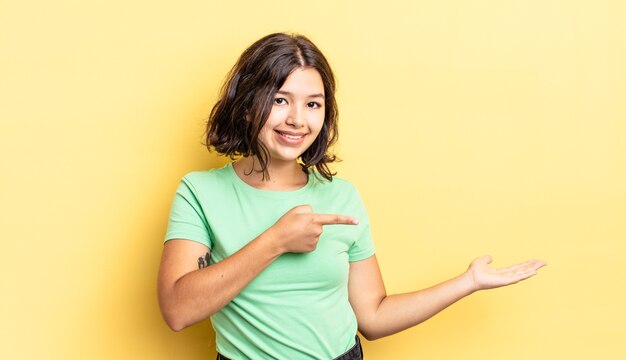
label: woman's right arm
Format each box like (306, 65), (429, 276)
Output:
(157, 204), (358, 331)
(157, 232), (282, 332)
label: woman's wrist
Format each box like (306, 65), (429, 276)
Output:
(458, 270), (480, 295)
(258, 227), (286, 258)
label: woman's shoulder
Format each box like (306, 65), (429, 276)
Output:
(179, 163), (233, 190)
(310, 172), (359, 194)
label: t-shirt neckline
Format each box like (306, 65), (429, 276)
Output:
(226, 162), (315, 198)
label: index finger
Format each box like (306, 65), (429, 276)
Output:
(314, 213), (359, 225)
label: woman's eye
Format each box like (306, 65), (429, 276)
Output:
(308, 102), (322, 108)
(274, 98), (287, 105)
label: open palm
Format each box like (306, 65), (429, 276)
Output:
(468, 255), (547, 291)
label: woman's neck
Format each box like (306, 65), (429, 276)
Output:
(232, 156), (308, 191)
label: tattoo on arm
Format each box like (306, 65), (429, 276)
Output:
(197, 252), (210, 269)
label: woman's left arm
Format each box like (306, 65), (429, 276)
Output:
(348, 255), (546, 341)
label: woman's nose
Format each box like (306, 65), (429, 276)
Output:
(285, 105), (304, 127)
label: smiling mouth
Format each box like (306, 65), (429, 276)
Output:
(276, 130), (305, 140)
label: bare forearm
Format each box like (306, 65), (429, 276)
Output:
(350, 255), (546, 340)
(161, 233), (281, 331)
(159, 204), (360, 331)
(361, 271), (475, 340)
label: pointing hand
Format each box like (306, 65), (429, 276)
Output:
(269, 205), (358, 254)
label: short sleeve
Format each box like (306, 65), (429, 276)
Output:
(163, 176), (213, 248)
(347, 185), (375, 262)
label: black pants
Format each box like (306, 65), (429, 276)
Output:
(216, 335), (363, 360)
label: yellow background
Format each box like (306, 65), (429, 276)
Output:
(1, 0), (625, 359)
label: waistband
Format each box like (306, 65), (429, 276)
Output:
(216, 335), (363, 360)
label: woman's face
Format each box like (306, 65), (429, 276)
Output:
(257, 67), (325, 164)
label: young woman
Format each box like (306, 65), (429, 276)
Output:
(157, 33), (546, 360)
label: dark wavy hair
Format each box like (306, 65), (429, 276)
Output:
(205, 33), (339, 181)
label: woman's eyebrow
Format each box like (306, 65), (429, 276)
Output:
(276, 90), (324, 98)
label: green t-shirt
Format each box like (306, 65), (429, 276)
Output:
(164, 163), (375, 359)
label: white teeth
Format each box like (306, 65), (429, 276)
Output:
(281, 133), (303, 140)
